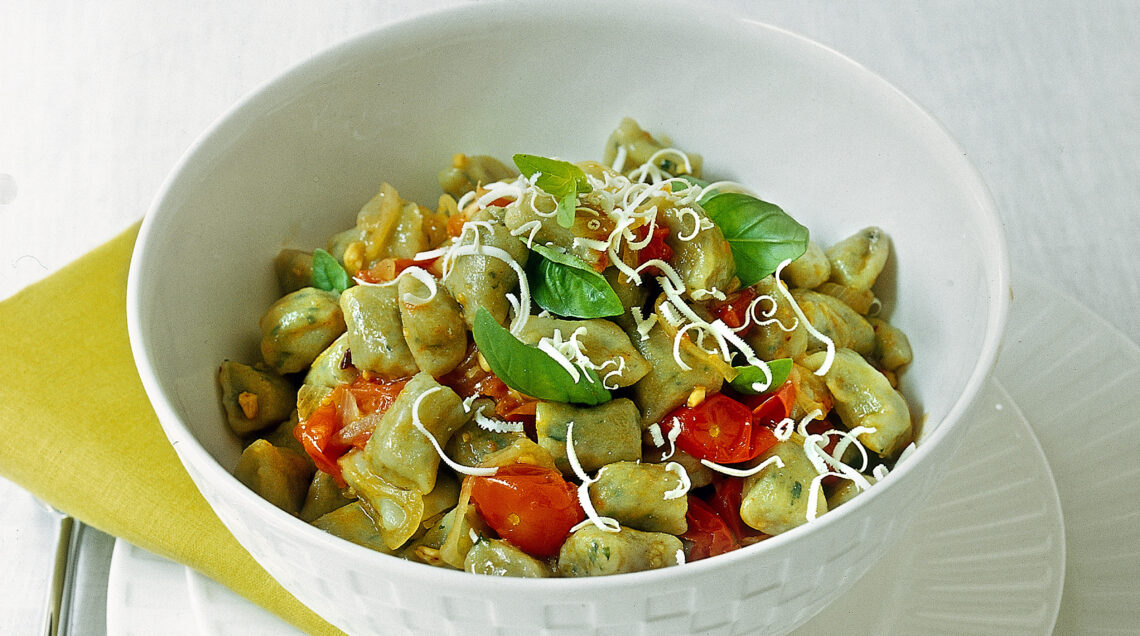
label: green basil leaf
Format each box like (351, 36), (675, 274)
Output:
(556, 192), (578, 228)
(311, 248), (352, 293)
(513, 153), (592, 229)
(702, 192), (809, 287)
(527, 243), (624, 319)
(728, 357), (794, 395)
(471, 307), (611, 405)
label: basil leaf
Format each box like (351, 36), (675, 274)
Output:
(527, 243), (623, 319)
(471, 307), (611, 405)
(702, 193), (809, 287)
(728, 358), (794, 395)
(311, 248), (352, 293)
(513, 153), (592, 229)
(555, 192), (578, 228)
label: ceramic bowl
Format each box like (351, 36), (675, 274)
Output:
(127, 2), (1009, 633)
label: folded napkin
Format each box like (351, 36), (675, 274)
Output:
(0, 224), (340, 635)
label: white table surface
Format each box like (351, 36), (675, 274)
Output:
(2, 1), (1137, 634)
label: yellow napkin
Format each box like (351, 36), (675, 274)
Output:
(0, 223), (341, 635)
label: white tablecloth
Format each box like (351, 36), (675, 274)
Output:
(3, 1), (1137, 633)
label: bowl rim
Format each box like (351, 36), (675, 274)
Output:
(126, 0), (1011, 594)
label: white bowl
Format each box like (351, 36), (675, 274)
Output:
(127, 2), (1009, 633)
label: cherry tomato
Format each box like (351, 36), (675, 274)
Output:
(661, 393), (781, 464)
(633, 223), (673, 276)
(682, 496), (738, 561)
(332, 376), (408, 449)
(738, 380), (796, 420)
(742, 387), (787, 461)
(293, 375), (408, 485)
(661, 394), (751, 463)
(294, 402), (351, 483)
(345, 375), (407, 417)
(709, 286), (760, 332)
(469, 464), (584, 557)
(707, 476), (768, 544)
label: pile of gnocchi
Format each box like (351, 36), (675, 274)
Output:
(218, 118), (915, 577)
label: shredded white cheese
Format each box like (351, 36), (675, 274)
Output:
(700, 454), (785, 478)
(461, 394), (479, 413)
(630, 306), (657, 341)
(441, 242), (531, 335)
(566, 421), (620, 533)
(773, 259), (835, 375)
(396, 266), (438, 306)
(509, 219), (543, 247)
(410, 387), (497, 477)
(662, 462), (691, 500)
(473, 410), (525, 434)
(675, 207), (703, 241)
(537, 338), (582, 382)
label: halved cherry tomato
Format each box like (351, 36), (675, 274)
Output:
(706, 476), (768, 545)
(294, 402), (351, 482)
(709, 286), (760, 332)
(738, 380), (796, 420)
(747, 392), (789, 460)
(345, 375), (408, 417)
(469, 464), (584, 557)
(632, 223), (673, 276)
(660, 393), (752, 463)
(660, 393), (776, 464)
(293, 375), (408, 485)
(682, 496), (738, 561)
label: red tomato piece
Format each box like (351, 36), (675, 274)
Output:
(709, 286), (760, 332)
(633, 223), (673, 276)
(437, 345), (486, 397)
(469, 464), (584, 558)
(294, 402), (351, 484)
(738, 380), (796, 420)
(682, 496), (738, 561)
(662, 392), (784, 464)
(438, 344), (539, 421)
(707, 476), (768, 544)
(660, 393), (755, 463)
(347, 375), (408, 416)
(293, 375), (408, 485)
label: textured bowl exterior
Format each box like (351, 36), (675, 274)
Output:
(127, 2), (1009, 634)
(184, 425), (956, 635)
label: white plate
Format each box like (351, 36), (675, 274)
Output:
(994, 274), (1140, 633)
(795, 377), (1063, 634)
(108, 273), (1136, 634)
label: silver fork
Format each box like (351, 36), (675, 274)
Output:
(40, 506), (79, 636)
